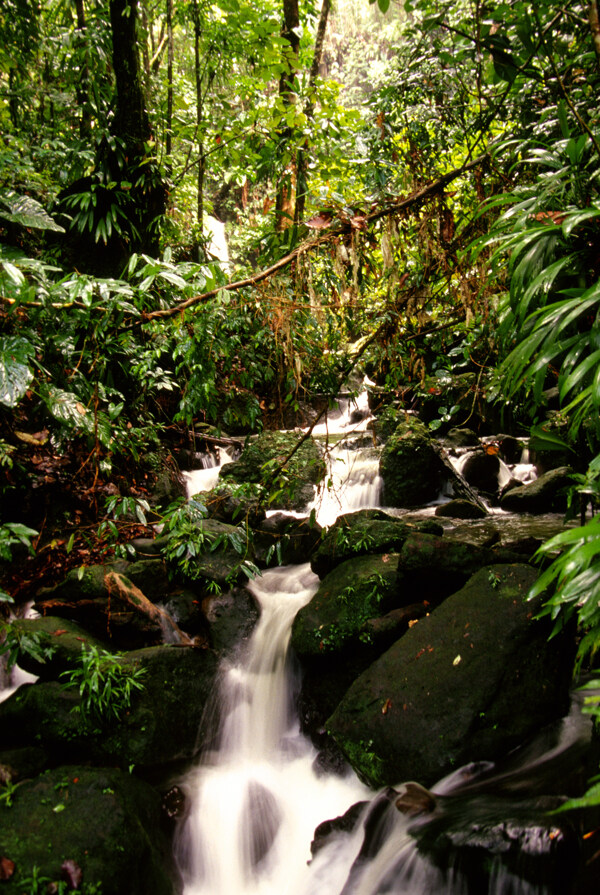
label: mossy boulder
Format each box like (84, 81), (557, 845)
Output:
(0, 765), (177, 895)
(201, 483), (266, 527)
(327, 564), (576, 788)
(219, 431), (326, 510)
(254, 513), (322, 567)
(379, 419), (446, 508)
(291, 554), (401, 660)
(500, 466), (573, 514)
(0, 645), (220, 769)
(310, 511), (413, 579)
(6, 616), (108, 679)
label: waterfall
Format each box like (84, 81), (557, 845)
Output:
(174, 564), (369, 895)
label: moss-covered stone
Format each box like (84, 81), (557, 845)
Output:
(310, 510), (412, 578)
(0, 765), (177, 895)
(379, 419), (446, 507)
(291, 554), (401, 659)
(220, 431), (326, 510)
(327, 564), (576, 788)
(0, 645), (220, 770)
(7, 616), (108, 679)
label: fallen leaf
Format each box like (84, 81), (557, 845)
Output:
(382, 698), (392, 715)
(0, 857), (15, 880)
(453, 654), (462, 666)
(306, 212), (333, 229)
(61, 859), (83, 889)
(53, 629), (68, 636)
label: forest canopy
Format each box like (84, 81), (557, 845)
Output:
(1, 1), (600, 694)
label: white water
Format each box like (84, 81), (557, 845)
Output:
(310, 447), (383, 528)
(183, 448), (235, 497)
(174, 564), (369, 895)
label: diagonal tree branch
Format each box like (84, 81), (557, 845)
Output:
(143, 151), (490, 321)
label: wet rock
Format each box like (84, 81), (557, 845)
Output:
(310, 800), (367, 858)
(6, 616), (108, 679)
(435, 499), (487, 520)
(0, 764), (177, 895)
(327, 564), (577, 788)
(202, 585), (259, 655)
(202, 484), (266, 527)
(460, 450), (501, 494)
(379, 419), (446, 507)
(0, 645), (220, 769)
(395, 782), (437, 817)
(255, 513), (322, 567)
(500, 466), (573, 514)
(241, 781), (282, 870)
(415, 794), (580, 893)
(310, 510), (413, 578)
(396, 532), (524, 607)
(445, 428), (480, 448)
(220, 431), (326, 510)
(0, 747), (48, 785)
(291, 554), (401, 660)
(35, 567), (180, 651)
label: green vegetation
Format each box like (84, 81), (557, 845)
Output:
(60, 645), (146, 728)
(1, 0), (600, 816)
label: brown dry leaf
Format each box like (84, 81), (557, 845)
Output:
(0, 857), (15, 880)
(306, 212), (333, 230)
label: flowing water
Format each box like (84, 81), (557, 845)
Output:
(173, 398), (592, 894)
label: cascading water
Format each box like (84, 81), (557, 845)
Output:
(174, 396), (591, 895)
(174, 564), (369, 895)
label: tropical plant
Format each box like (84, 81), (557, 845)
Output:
(60, 645), (147, 728)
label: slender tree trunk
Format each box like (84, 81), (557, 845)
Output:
(295, 0), (332, 225)
(275, 0), (300, 231)
(194, 0), (204, 238)
(73, 0), (92, 138)
(109, 0), (150, 148)
(166, 0), (174, 158)
(591, 1), (600, 69)
(108, 0), (165, 255)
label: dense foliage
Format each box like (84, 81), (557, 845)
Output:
(2, 0), (600, 802)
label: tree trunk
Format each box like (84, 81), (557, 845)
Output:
(194, 0), (204, 239)
(108, 0), (165, 256)
(295, 0), (332, 226)
(109, 0), (150, 149)
(73, 0), (92, 139)
(275, 0), (300, 231)
(591, 0), (600, 69)
(166, 0), (174, 158)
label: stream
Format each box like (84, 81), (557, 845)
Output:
(174, 398), (595, 895)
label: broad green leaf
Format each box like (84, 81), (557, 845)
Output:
(0, 191), (65, 233)
(0, 336), (35, 407)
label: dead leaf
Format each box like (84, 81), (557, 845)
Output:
(14, 429), (49, 446)
(0, 857), (15, 880)
(306, 212), (333, 230)
(382, 698), (392, 715)
(53, 629), (68, 636)
(61, 858), (83, 889)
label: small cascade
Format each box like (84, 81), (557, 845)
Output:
(183, 448), (235, 497)
(174, 564), (368, 895)
(311, 445), (383, 528)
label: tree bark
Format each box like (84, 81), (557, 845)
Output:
(275, 0), (300, 231)
(591, 0), (600, 69)
(166, 0), (174, 158)
(295, 0), (332, 225)
(109, 0), (150, 149)
(73, 0), (92, 139)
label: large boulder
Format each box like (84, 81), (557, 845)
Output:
(5, 616), (109, 679)
(327, 564), (576, 788)
(379, 419), (446, 508)
(0, 765), (177, 895)
(291, 554), (401, 661)
(254, 513), (322, 567)
(500, 467), (573, 514)
(310, 510), (413, 578)
(0, 644), (219, 769)
(219, 430), (326, 510)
